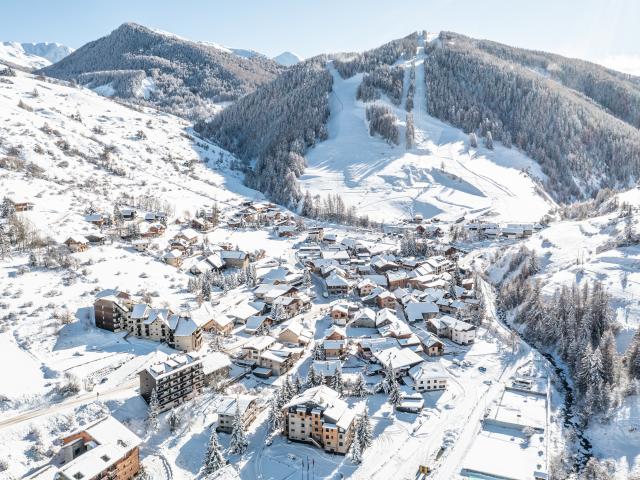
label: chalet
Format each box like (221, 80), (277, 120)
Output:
(375, 308), (399, 328)
(276, 225), (297, 237)
(376, 289), (397, 310)
(139, 351), (204, 411)
(85, 212), (106, 226)
(356, 337), (398, 359)
(85, 233), (106, 245)
(373, 346), (423, 377)
(206, 315), (235, 335)
(323, 233), (338, 244)
(278, 321), (313, 346)
(356, 278), (377, 297)
(272, 294), (303, 319)
(323, 338), (348, 359)
(502, 226), (524, 239)
(220, 250), (249, 269)
(56, 416), (141, 480)
(191, 217), (212, 232)
(325, 325), (347, 341)
(378, 317), (413, 339)
(7, 198), (34, 212)
(189, 258), (213, 275)
(330, 304), (349, 325)
(325, 272), (350, 296)
(120, 207), (137, 220)
(216, 395), (259, 433)
(371, 255), (398, 273)
(408, 361), (448, 392)
(245, 315), (273, 335)
(164, 249), (183, 267)
(350, 308), (376, 328)
(227, 301), (264, 324)
(175, 228), (199, 245)
(242, 336), (276, 364)
(64, 235), (89, 252)
(404, 301), (439, 323)
(415, 330), (445, 356)
(258, 344), (299, 376)
(306, 227), (325, 242)
(132, 238), (150, 252)
(143, 222), (165, 237)
(202, 352), (232, 387)
(427, 315), (476, 345)
(386, 270), (409, 290)
(283, 386), (357, 454)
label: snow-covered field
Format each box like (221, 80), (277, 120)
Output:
(300, 43), (555, 224)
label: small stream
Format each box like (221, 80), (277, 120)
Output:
(537, 350), (593, 471)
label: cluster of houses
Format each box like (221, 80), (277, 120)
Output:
(464, 221), (542, 239)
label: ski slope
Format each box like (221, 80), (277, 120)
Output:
(300, 42), (555, 224)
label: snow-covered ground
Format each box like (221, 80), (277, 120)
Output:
(300, 45), (554, 224)
(491, 188), (640, 477)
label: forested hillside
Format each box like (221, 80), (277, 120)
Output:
(195, 58), (332, 205)
(425, 32), (640, 202)
(39, 22), (282, 119)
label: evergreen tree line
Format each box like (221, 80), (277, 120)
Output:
(469, 34), (640, 129)
(333, 33), (417, 79)
(356, 65), (404, 105)
(300, 191), (379, 229)
(196, 58), (333, 206)
(187, 264), (257, 301)
(496, 247), (640, 419)
(424, 32), (640, 202)
(366, 104), (400, 145)
(40, 22), (281, 120)
(405, 65), (416, 112)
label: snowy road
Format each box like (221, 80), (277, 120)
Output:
(0, 378), (137, 430)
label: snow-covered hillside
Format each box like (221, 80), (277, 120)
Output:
(491, 189), (640, 477)
(0, 41), (72, 69)
(300, 41), (555, 223)
(273, 51), (302, 66)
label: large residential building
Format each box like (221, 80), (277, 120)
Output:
(139, 352), (204, 412)
(56, 415), (141, 480)
(94, 291), (207, 351)
(283, 386), (357, 455)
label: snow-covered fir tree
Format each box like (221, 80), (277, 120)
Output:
(147, 387), (159, 432)
(202, 428), (226, 475)
(230, 403), (249, 454)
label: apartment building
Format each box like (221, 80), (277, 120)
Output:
(215, 395), (259, 433)
(283, 385), (356, 455)
(139, 352), (205, 412)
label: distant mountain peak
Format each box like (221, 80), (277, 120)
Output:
(0, 41), (72, 69)
(273, 51), (302, 66)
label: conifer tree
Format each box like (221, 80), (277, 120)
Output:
(147, 387), (159, 433)
(230, 403), (248, 454)
(203, 428), (226, 475)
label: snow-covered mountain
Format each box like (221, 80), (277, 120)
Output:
(198, 30), (640, 220)
(0, 41), (72, 69)
(273, 51), (302, 66)
(39, 22), (282, 119)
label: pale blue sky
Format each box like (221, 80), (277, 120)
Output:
(2, 0), (640, 73)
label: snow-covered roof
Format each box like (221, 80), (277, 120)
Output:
(216, 394), (256, 417)
(145, 351), (202, 380)
(404, 301), (439, 322)
(58, 416), (141, 480)
(242, 335), (276, 351)
(373, 346), (423, 372)
(408, 360), (448, 382)
(202, 352), (231, 375)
